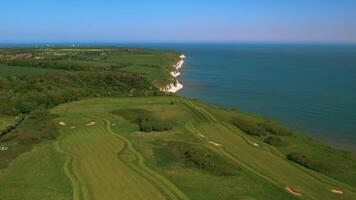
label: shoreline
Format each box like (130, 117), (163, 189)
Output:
(161, 54), (185, 93)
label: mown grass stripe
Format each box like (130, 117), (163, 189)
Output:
(103, 118), (189, 200)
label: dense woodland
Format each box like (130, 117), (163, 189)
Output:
(0, 71), (161, 115)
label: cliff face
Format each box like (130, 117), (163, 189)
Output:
(161, 54), (185, 93)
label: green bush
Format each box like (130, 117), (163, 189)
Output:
(232, 117), (267, 136)
(164, 142), (239, 176)
(113, 109), (172, 132)
(232, 116), (293, 137)
(287, 153), (324, 172)
(264, 136), (287, 146)
(0, 108), (58, 169)
(263, 121), (293, 136)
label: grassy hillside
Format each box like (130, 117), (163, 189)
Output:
(0, 64), (60, 78)
(0, 47), (355, 200)
(0, 116), (16, 130)
(0, 47), (180, 87)
(1, 97), (355, 199)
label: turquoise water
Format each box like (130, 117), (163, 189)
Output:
(127, 43), (356, 150)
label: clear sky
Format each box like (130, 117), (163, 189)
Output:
(1, 0), (356, 43)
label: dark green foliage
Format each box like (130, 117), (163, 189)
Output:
(137, 116), (172, 132)
(0, 72), (161, 116)
(15, 109), (58, 143)
(264, 136), (287, 146)
(232, 117), (267, 136)
(286, 153), (331, 172)
(0, 115), (25, 138)
(1, 58), (95, 71)
(0, 108), (57, 169)
(232, 116), (292, 137)
(113, 109), (172, 132)
(157, 142), (239, 176)
(263, 121), (292, 136)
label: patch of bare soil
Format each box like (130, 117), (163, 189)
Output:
(59, 122), (66, 126)
(85, 122), (96, 126)
(209, 141), (222, 148)
(285, 187), (302, 196)
(330, 189), (343, 195)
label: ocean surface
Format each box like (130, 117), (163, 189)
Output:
(125, 43), (356, 150)
(3, 42), (356, 150)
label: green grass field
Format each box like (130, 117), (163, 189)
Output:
(0, 47), (178, 86)
(1, 97), (355, 199)
(0, 116), (17, 130)
(0, 64), (60, 77)
(1, 47), (356, 200)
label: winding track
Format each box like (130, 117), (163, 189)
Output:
(51, 97), (356, 200)
(55, 116), (188, 200)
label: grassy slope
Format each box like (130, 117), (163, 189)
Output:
(205, 103), (356, 188)
(1, 47), (356, 200)
(0, 142), (72, 200)
(0, 116), (16, 130)
(0, 47), (179, 87)
(2, 96), (346, 200)
(0, 64), (60, 77)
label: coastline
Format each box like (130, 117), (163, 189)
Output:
(161, 54), (185, 93)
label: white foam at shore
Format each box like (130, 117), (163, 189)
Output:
(161, 54), (185, 93)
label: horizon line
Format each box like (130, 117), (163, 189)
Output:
(1, 40), (356, 47)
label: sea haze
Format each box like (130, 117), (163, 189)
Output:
(124, 43), (356, 150)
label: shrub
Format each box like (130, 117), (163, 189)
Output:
(232, 116), (293, 137)
(263, 121), (293, 136)
(287, 153), (323, 172)
(232, 117), (267, 136)
(264, 136), (287, 146)
(113, 109), (172, 132)
(158, 142), (238, 176)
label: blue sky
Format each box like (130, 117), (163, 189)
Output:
(1, 0), (356, 43)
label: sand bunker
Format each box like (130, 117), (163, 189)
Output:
(86, 122), (96, 126)
(58, 122), (66, 126)
(0, 145), (8, 151)
(330, 189), (343, 194)
(285, 187), (302, 196)
(70, 126), (76, 129)
(252, 142), (259, 147)
(197, 134), (206, 139)
(209, 141), (222, 148)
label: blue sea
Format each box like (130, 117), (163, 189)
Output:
(3, 42), (356, 150)
(125, 43), (356, 150)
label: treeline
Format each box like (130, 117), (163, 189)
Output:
(232, 116), (292, 137)
(0, 71), (162, 116)
(0, 58), (97, 71)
